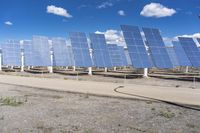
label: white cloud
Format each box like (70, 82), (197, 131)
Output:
(47, 5), (72, 18)
(176, 33), (200, 39)
(95, 30), (125, 46)
(118, 10), (126, 16)
(97, 2), (113, 9)
(140, 3), (176, 18)
(4, 21), (13, 26)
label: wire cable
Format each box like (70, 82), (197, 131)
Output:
(114, 86), (200, 111)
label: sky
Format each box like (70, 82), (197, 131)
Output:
(0, 0), (200, 45)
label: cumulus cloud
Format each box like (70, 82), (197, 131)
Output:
(4, 21), (13, 26)
(176, 33), (200, 39)
(118, 10), (126, 16)
(95, 30), (125, 46)
(97, 2), (113, 9)
(47, 5), (72, 18)
(140, 3), (176, 18)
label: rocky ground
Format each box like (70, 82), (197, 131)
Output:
(0, 83), (199, 133)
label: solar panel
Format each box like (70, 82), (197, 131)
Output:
(52, 37), (74, 66)
(196, 38), (200, 44)
(172, 41), (192, 66)
(22, 40), (35, 66)
(107, 44), (124, 67)
(32, 36), (51, 66)
(196, 38), (200, 52)
(66, 45), (74, 66)
(124, 48), (132, 66)
(89, 33), (112, 67)
(118, 46), (128, 66)
(121, 25), (152, 68)
(142, 28), (173, 68)
(2, 40), (21, 66)
(166, 47), (179, 67)
(178, 37), (200, 67)
(69, 32), (92, 67)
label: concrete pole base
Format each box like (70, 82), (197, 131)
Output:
(88, 67), (92, 75)
(143, 68), (148, 78)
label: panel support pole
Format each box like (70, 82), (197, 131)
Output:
(0, 52), (2, 71)
(21, 52), (24, 72)
(114, 67), (117, 71)
(143, 68), (148, 78)
(104, 67), (108, 72)
(185, 66), (189, 73)
(73, 66), (76, 71)
(88, 67), (92, 75)
(49, 51), (53, 73)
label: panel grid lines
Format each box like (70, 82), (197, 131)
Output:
(178, 37), (200, 67)
(2, 40), (21, 66)
(121, 25), (152, 68)
(89, 33), (112, 67)
(142, 27), (173, 68)
(69, 32), (92, 67)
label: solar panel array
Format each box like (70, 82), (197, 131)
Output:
(69, 32), (92, 67)
(89, 33), (112, 67)
(178, 37), (200, 67)
(1, 25), (200, 70)
(143, 28), (173, 68)
(2, 40), (21, 66)
(166, 47), (179, 67)
(107, 44), (124, 67)
(52, 38), (73, 66)
(172, 41), (192, 66)
(121, 25), (152, 68)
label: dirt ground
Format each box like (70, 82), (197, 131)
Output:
(0, 83), (200, 133)
(1, 71), (200, 89)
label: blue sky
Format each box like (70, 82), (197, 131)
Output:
(0, 0), (200, 43)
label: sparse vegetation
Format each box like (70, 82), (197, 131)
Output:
(0, 96), (24, 106)
(186, 123), (196, 128)
(160, 110), (175, 118)
(0, 116), (4, 120)
(146, 101), (153, 104)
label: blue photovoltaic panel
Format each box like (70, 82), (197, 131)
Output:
(69, 32), (92, 67)
(121, 25), (152, 68)
(107, 44), (124, 67)
(124, 49), (132, 66)
(22, 40), (35, 66)
(32, 36), (51, 66)
(118, 46), (128, 66)
(172, 41), (192, 66)
(178, 37), (200, 67)
(142, 28), (173, 68)
(196, 38), (200, 52)
(2, 40), (21, 66)
(66, 45), (74, 66)
(166, 47), (179, 67)
(52, 38), (73, 66)
(89, 33), (112, 67)
(196, 38), (200, 44)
